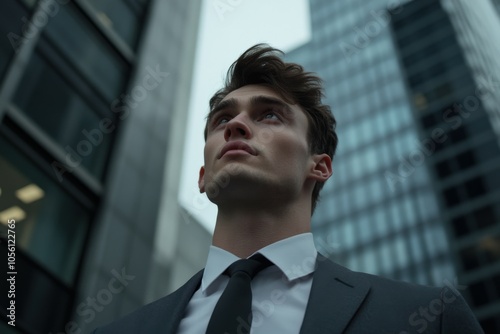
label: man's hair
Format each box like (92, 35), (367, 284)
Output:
(204, 44), (338, 214)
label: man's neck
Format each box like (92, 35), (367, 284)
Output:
(211, 202), (311, 258)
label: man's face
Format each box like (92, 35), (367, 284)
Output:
(199, 84), (328, 207)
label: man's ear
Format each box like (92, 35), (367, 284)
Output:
(309, 153), (332, 182)
(198, 166), (206, 193)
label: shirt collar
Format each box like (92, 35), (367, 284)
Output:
(201, 246), (240, 292)
(257, 233), (317, 281)
(201, 233), (317, 293)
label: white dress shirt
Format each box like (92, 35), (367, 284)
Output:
(177, 233), (317, 334)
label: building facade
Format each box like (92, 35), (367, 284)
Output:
(391, 0), (500, 331)
(0, 0), (202, 333)
(286, 0), (500, 332)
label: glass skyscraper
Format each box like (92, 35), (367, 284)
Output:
(0, 0), (201, 333)
(286, 0), (500, 332)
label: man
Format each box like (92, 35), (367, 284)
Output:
(93, 44), (483, 333)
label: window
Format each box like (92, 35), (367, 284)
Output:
(432, 224), (449, 254)
(358, 214), (372, 243)
(0, 0), (28, 80)
(485, 170), (500, 193)
(394, 237), (407, 268)
(456, 150), (475, 170)
(402, 195), (417, 226)
(473, 205), (496, 230)
(340, 190), (351, 216)
(475, 140), (500, 161)
(368, 177), (382, 205)
(353, 182), (368, 211)
(13, 51), (113, 179)
(363, 247), (377, 274)
(391, 196), (407, 231)
(409, 230), (423, 262)
(360, 116), (374, 146)
(436, 159), (452, 178)
(443, 186), (461, 207)
(343, 125), (355, 151)
(464, 177), (486, 199)
(469, 281), (489, 306)
(373, 207), (389, 237)
(84, 0), (149, 49)
(374, 110), (388, 138)
(385, 105), (399, 134)
(0, 135), (91, 285)
(343, 220), (356, 249)
(449, 126), (468, 144)
(417, 189), (439, 220)
(335, 160), (347, 188)
(390, 201), (402, 231)
(379, 241), (393, 273)
(364, 148), (378, 175)
(350, 153), (363, 180)
(421, 113), (437, 129)
(44, 2), (129, 102)
(424, 228), (437, 256)
(451, 215), (470, 237)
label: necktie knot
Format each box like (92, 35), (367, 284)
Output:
(224, 254), (272, 279)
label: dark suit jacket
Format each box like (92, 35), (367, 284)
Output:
(92, 254), (483, 333)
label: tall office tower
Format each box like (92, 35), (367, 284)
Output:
(391, 0), (500, 331)
(442, 0), (500, 140)
(286, 0), (499, 331)
(0, 0), (201, 333)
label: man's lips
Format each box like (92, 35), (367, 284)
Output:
(218, 141), (256, 159)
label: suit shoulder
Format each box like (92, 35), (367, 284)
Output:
(92, 290), (180, 333)
(321, 257), (441, 301)
(93, 270), (203, 333)
(334, 265), (483, 333)
(357, 270), (441, 299)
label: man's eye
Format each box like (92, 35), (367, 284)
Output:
(262, 111), (280, 120)
(214, 116), (230, 126)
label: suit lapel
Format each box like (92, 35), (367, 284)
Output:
(162, 270), (204, 333)
(299, 254), (371, 334)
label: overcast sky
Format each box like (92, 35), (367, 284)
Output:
(178, 0), (311, 232)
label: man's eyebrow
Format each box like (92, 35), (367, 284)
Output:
(249, 95), (293, 114)
(209, 98), (239, 119)
(208, 95), (293, 122)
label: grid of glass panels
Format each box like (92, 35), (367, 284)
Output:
(390, 1), (500, 330)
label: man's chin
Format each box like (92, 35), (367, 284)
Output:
(203, 168), (256, 197)
(217, 159), (249, 174)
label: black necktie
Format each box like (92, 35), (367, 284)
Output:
(206, 254), (272, 334)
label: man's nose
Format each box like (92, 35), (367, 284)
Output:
(224, 114), (252, 141)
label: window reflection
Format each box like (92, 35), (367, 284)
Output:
(85, 0), (149, 49)
(0, 135), (90, 285)
(44, 2), (129, 102)
(13, 51), (112, 179)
